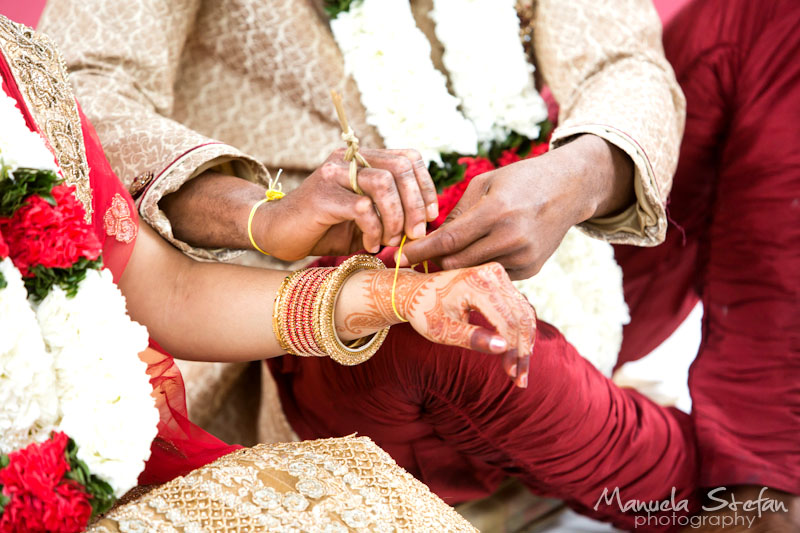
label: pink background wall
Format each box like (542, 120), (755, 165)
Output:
(2, 0), (688, 29)
(0, 0), (47, 27)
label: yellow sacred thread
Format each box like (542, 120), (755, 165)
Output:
(248, 170), (286, 256)
(391, 235), (410, 323)
(328, 89), (430, 319)
(391, 234), (431, 322)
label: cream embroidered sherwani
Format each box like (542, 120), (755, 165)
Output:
(38, 0), (684, 445)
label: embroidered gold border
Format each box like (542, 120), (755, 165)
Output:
(0, 16), (92, 220)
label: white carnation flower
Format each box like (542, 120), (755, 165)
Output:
(432, 0), (548, 143)
(515, 228), (630, 376)
(0, 258), (58, 453)
(331, 0), (478, 162)
(0, 92), (59, 175)
(36, 269), (158, 496)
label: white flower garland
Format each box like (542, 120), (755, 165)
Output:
(36, 270), (158, 496)
(431, 0), (548, 143)
(0, 92), (59, 174)
(0, 258), (59, 452)
(330, 0), (629, 373)
(513, 229), (630, 376)
(330, 0), (478, 163)
(0, 94), (159, 497)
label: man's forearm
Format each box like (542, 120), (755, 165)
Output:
(160, 171), (266, 250)
(568, 134), (635, 222)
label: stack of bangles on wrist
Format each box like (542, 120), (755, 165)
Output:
(272, 254), (390, 365)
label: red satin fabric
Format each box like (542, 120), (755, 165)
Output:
(0, 51), (237, 488)
(271, 320), (700, 531)
(616, 0), (800, 495)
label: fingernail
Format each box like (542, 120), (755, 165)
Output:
(519, 373), (528, 388)
(370, 246), (380, 254)
(394, 250), (409, 266)
(489, 337), (507, 353)
(427, 204), (439, 221)
(509, 365), (517, 378)
(389, 235), (402, 247)
(412, 222), (427, 239)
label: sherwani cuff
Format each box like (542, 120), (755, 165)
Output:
(551, 124), (664, 246)
(135, 142), (270, 262)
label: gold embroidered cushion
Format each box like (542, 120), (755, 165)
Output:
(87, 436), (477, 532)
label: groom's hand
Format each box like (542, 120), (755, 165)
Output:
(161, 148), (437, 259)
(259, 148), (438, 261)
(401, 135), (633, 280)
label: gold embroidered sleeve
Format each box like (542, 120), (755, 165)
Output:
(38, 0), (269, 261)
(87, 437), (477, 532)
(524, 0), (685, 246)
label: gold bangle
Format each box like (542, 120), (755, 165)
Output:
(272, 270), (305, 354)
(312, 254), (390, 366)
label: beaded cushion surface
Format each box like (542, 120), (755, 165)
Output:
(88, 436), (477, 532)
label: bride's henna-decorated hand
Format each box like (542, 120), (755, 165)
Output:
(338, 263), (536, 388)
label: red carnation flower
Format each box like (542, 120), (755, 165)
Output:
(0, 231), (8, 259)
(0, 433), (92, 533)
(431, 157), (496, 229)
(458, 156), (495, 181)
(431, 181), (465, 230)
(0, 185), (102, 277)
(497, 148), (522, 167)
(526, 141), (550, 159)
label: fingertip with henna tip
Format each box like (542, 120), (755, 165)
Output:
(489, 336), (507, 354)
(517, 373), (528, 389)
(470, 329), (507, 354)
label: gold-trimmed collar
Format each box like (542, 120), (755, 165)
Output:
(0, 16), (92, 220)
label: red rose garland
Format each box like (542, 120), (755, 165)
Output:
(0, 433), (93, 533)
(0, 184), (101, 277)
(0, 231), (8, 260)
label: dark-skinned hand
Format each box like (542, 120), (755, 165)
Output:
(400, 135), (634, 280)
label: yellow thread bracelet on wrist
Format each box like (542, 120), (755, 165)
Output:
(391, 235), (410, 323)
(391, 235), (430, 323)
(247, 170), (285, 256)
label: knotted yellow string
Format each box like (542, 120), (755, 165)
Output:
(330, 90), (371, 194)
(248, 170), (285, 255)
(329, 91), (428, 323)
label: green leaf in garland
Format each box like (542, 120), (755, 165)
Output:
(0, 272), (6, 290)
(24, 256), (104, 302)
(537, 119), (554, 144)
(0, 454), (8, 514)
(64, 438), (116, 518)
(429, 153), (467, 193)
(324, 0), (360, 19)
(0, 166), (61, 217)
(487, 131), (531, 161)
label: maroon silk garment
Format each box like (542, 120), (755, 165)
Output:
(616, 0), (800, 496)
(273, 0), (800, 530)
